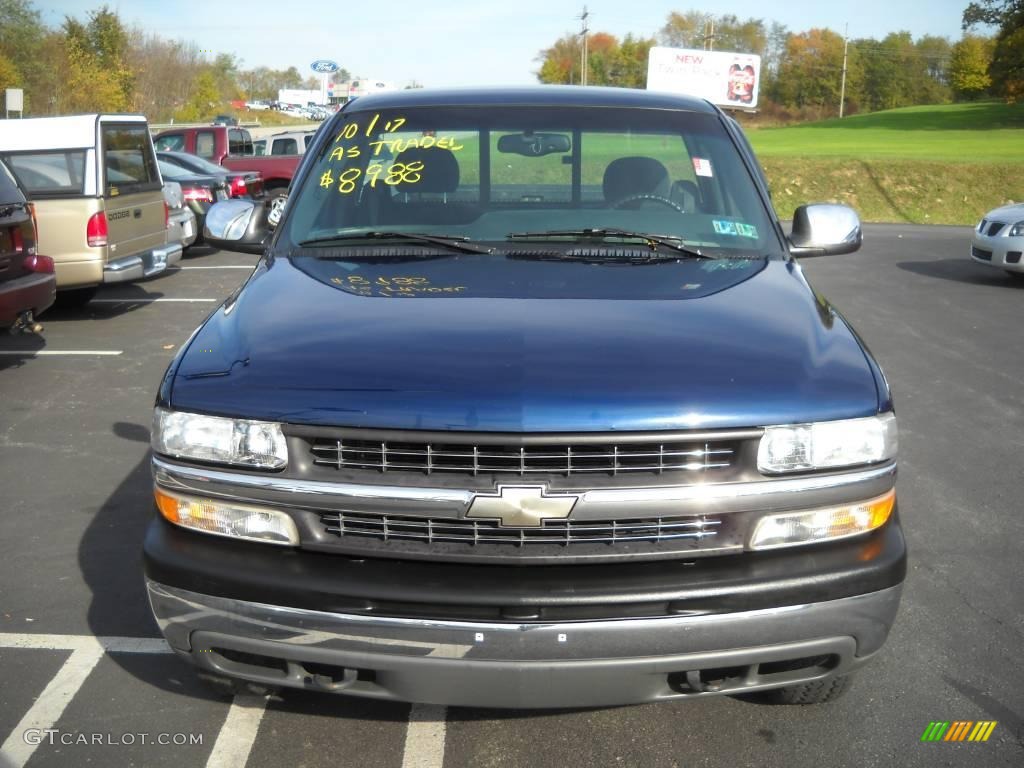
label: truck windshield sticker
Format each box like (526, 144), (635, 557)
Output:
(693, 157), (713, 177)
(736, 223), (759, 238)
(712, 219), (737, 236)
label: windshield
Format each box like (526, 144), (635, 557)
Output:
(283, 105), (781, 256)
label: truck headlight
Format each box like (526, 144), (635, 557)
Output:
(152, 408), (288, 469)
(749, 490), (895, 550)
(155, 487), (299, 545)
(757, 413), (897, 474)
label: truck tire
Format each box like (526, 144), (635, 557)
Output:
(759, 674), (852, 705)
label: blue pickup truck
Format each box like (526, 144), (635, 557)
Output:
(145, 86), (904, 709)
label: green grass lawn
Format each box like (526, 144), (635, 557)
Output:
(747, 101), (1024, 163)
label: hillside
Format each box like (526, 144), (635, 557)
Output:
(745, 102), (1024, 224)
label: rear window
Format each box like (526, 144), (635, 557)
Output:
(0, 158), (26, 203)
(3, 151), (86, 196)
(271, 138), (298, 155)
(102, 123), (160, 196)
(229, 129), (253, 156)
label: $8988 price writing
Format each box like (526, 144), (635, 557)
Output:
(320, 161), (425, 194)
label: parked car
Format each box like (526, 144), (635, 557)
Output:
(152, 126), (297, 201)
(157, 160), (229, 244)
(0, 157), (54, 330)
(971, 203), (1024, 280)
(212, 114), (239, 126)
(0, 114), (181, 304)
(261, 131), (316, 156)
(157, 151), (264, 200)
(147, 86), (904, 710)
(245, 101), (270, 111)
(162, 180), (198, 251)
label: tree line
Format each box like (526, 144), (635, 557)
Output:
(537, 4), (1023, 118)
(0, 0), (348, 119)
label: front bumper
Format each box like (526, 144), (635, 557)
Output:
(103, 243), (183, 283)
(145, 509), (906, 708)
(148, 580), (902, 708)
(971, 229), (1024, 273)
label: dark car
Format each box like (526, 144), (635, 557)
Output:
(0, 157), (55, 330)
(157, 151), (264, 200)
(157, 160), (229, 245)
(146, 86), (904, 710)
(212, 114), (239, 127)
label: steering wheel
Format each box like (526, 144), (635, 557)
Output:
(611, 194), (686, 213)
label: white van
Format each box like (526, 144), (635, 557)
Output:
(0, 114), (181, 302)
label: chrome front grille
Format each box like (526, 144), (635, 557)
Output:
(310, 438), (737, 477)
(320, 511), (720, 546)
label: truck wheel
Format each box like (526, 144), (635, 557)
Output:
(55, 287), (98, 307)
(759, 674), (852, 705)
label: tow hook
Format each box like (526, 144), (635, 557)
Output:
(10, 310), (43, 335)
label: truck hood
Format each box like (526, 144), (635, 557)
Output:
(170, 254), (881, 431)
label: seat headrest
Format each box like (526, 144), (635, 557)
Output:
(602, 156), (671, 202)
(392, 147), (459, 193)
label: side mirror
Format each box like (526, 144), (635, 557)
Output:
(788, 203), (862, 257)
(203, 199), (271, 254)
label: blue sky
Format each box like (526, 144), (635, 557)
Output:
(44, 1), (982, 87)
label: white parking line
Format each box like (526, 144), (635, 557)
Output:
(0, 646), (105, 768)
(401, 704), (447, 768)
(0, 633), (450, 768)
(91, 298), (218, 303)
(0, 350), (124, 357)
(205, 694), (268, 768)
(173, 266), (254, 270)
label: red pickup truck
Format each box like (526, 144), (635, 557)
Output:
(153, 126), (300, 200)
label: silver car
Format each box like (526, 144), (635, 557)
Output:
(163, 181), (198, 250)
(971, 203), (1024, 279)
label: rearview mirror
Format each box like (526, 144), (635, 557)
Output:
(496, 132), (571, 157)
(203, 199), (271, 254)
(788, 204), (862, 257)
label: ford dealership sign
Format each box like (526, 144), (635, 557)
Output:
(311, 60), (340, 74)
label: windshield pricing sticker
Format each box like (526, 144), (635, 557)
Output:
(692, 158), (713, 177)
(736, 223), (758, 238)
(713, 219), (737, 236)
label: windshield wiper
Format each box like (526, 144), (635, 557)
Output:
(506, 228), (710, 259)
(298, 231), (493, 255)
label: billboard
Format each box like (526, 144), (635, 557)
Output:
(647, 46), (761, 109)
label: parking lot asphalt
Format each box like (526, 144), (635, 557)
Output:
(0, 225), (1022, 768)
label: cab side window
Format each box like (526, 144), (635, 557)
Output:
(195, 131), (216, 158)
(154, 133), (185, 152)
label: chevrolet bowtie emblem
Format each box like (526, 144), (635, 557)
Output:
(467, 486), (578, 527)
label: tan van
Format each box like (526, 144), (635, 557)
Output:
(0, 114), (181, 302)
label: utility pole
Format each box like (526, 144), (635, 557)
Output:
(701, 16), (716, 51)
(578, 6), (589, 86)
(839, 23), (849, 118)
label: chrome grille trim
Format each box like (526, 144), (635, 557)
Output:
(310, 438), (737, 477)
(320, 511), (720, 546)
